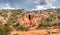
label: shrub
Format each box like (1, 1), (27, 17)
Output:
(13, 23), (29, 31)
(0, 24), (11, 35)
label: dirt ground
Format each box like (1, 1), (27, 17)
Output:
(18, 30), (47, 35)
(10, 29), (60, 35)
(18, 29), (60, 35)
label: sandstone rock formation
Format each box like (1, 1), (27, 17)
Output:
(18, 12), (49, 29)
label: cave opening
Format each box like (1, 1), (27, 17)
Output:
(28, 15), (31, 20)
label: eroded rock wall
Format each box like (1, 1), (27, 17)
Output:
(19, 12), (49, 29)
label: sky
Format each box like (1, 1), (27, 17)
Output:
(0, 0), (60, 10)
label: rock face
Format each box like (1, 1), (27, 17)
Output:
(18, 12), (49, 29)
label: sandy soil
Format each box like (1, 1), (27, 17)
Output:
(18, 30), (47, 35)
(10, 29), (60, 35)
(50, 33), (60, 35)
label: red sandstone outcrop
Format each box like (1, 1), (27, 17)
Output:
(18, 12), (49, 29)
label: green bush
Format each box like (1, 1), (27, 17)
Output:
(0, 24), (11, 35)
(13, 23), (29, 31)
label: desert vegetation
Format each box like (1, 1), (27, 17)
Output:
(0, 8), (60, 35)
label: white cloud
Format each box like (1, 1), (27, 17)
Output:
(32, 5), (47, 10)
(0, 0), (57, 10)
(33, 0), (40, 3)
(51, 6), (56, 8)
(0, 3), (15, 9)
(32, 5), (56, 10)
(26, 0), (40, 4)
(45, 0), (56, 5)
(26, 0), (56, 4)
(47, 5), (56, 8)
(32, 0), (57, 10)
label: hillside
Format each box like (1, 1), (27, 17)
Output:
(0, 8), (60, 35)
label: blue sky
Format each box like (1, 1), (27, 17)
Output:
(0, 0), (60, 10)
